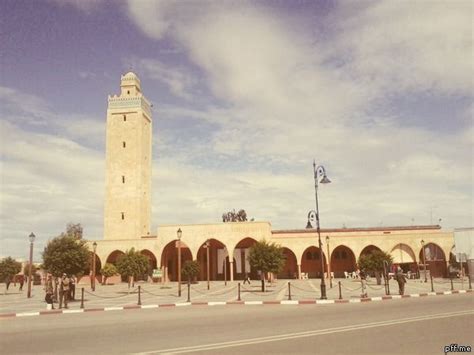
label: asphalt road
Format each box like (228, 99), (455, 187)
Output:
(1, 294), (472, 355)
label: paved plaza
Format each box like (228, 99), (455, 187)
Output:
(1, 277), (470, 315)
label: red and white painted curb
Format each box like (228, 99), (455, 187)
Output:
(1, 289), (471, 319)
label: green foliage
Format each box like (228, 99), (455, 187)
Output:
(248, 240), (285, 275)
(23, 262), (38, 276)
(222, 209), (248, 222)
(357, 250), (393, 273)
(116, 248), (149, 279)
(101, 263), (118, 284)
(0, 257), (22, 283)
(42, 235), (90, 277)
(62, 223), (83, 239)
(181, 260), (200, 281)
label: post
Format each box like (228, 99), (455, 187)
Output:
(187, 280), (190, 302)
(177, 229), (182, 297)
(430, 274), (434, 292)
(27, 233), (35, 298)
(468, 275), (472, 290)
(224, 256), (227, 286)
(206, 240), (210, 290)
(338, 281), (342, 300)
(80, 287), (84, 309)
(450, 275), (454, 291)
(92, 242), (97, 291)
(421, 240), (427, 283)
(288, 282), (292, 300)
(138, 285), (141, 305)
(238, 282), (241, 301)
(313, 162), (330, 300)
(326, 236), (332, 288)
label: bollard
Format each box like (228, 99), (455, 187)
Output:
(288, 282), (292, 301)
(187, 281), (191, 303)
(430, 274), (434, 292)
(80, 288), (84, 309)
(450, 276), (454, 291)
(387, 277), (390, 295)
(469, 276), (472, 290)
(338, 281), (342, 300)
(238, 283), (241, 301)
(138, 285), (142, 306)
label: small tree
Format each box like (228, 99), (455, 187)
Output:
(248, 240), (285, 292)
(0, 257), (21, 292)
(181, 260), (200, 284)
(42, 235), (90, 277)
(63, 223), (83, 239)
(358, 250), (393, 285)
(116, 248), (149, 287)
(101, 263), (118, 285)
(222, 209), (249, 222)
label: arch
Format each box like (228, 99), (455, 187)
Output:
(106, 250), (124, 266)
(330, 245), (356, 278)
(233, 237), (258, 280)
(301, 246), (327, 279)
(359, 245), (382, 259)
(419, 242), (447, 277)
(278, 247), (298, 279)
(161, 240), (193, 282)
(139, 249), (157, 281)
(196, 239), (227, 281)
(390, 243), (416, 264)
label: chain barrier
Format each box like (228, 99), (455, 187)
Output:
(83, 288), (138, 299)
(140, 287), (179, 298)
(340, 283), (362, 292)
(366, 283), (385, 291)
(289, 283), (317, 293)
(240, 284), (286, 296)
(190, 285), (238, 297)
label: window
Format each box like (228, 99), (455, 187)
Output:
(123, 115), (126, 121)
(121, 212), (125, 220)
(127, 90), (130, 94)
(122, 176), (125, 183)
(123, 141), (126, 148)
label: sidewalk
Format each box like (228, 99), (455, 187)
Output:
(1, 277), (471, 316)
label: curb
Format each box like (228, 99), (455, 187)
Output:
(1, 289), (471, 319)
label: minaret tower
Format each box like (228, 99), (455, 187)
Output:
(104, 72), (152, 240)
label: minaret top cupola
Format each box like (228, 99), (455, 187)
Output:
(120, 71), (141, 96)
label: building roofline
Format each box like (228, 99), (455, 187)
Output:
(272, 225), (442, 234)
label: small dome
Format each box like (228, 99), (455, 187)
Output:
(123, 71), (138, 79)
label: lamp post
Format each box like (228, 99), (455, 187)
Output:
(326, 236), (332, 288)
(27, 232), (35, 298)
(177, 228), (182, 297)
(313, 161), (331, 299)
(421, 239), (427, 282)
(205, 240), (210, 290)
(92, 242), (97, 291)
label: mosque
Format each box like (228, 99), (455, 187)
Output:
(91, 72), (455, 283)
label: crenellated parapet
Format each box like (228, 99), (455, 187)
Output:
(107, 94), (152, 118)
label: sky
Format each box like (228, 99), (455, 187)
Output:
(1, 0), (472, 260)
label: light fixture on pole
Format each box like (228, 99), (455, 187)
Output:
(326, 235), (332, 288)
(177, 228), (182, 297)
(27, 232), (36, 298)
(313, 160), (331, 299)
(421, 239), (428, 283)
(92, 242), (97, 291)
(205, 239), (211, 290)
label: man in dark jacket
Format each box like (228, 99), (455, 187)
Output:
(396, 268), (407, 295)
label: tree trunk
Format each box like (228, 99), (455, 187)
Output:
(375, 271), (382, 285)
(261, 272), (265, 292)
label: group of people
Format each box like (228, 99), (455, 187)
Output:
(5, 274), (25, 291)
(44, 274), (76, 309)
(359, 267), (407, 298)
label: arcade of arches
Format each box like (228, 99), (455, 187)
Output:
(95, 225), (454, 281)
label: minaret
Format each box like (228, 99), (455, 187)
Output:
(104, 72), (152, 240)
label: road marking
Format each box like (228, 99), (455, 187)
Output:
(132, 310), (474, 354)
(62, 309), (84, 314)
(104, 307), (123, 311)
(16, 312), (40, 317)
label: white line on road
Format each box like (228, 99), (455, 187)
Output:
(132, 310), (474, 355)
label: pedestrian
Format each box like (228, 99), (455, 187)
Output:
(396, 268), (407, 295)
(18, 275), (25, 291)
(5, 276), (12, 291)
(243, 273), (251, 285)
(59, 273), (70, 309)
(360, 269), (368, 298)
(45, 275), (55, 309)
(69, 275), (76, 300)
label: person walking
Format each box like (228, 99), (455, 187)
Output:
(396, 267), (407, 295)
(243, 273), (251, 285)
(59, 274), (70, 309)
(45, 275), (55, 309)
(18, 275), (25, 291)
(69, 275), (76, 300)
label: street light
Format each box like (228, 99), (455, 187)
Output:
(326, 235), (332, 288)
(313, 161), (331, 299)
(92, 242), (97, 291)
(177, 228), (182, 297)
(27, 232), (35, 298)
(421, 239), (428, 282)
(204, 240), (211, 290)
